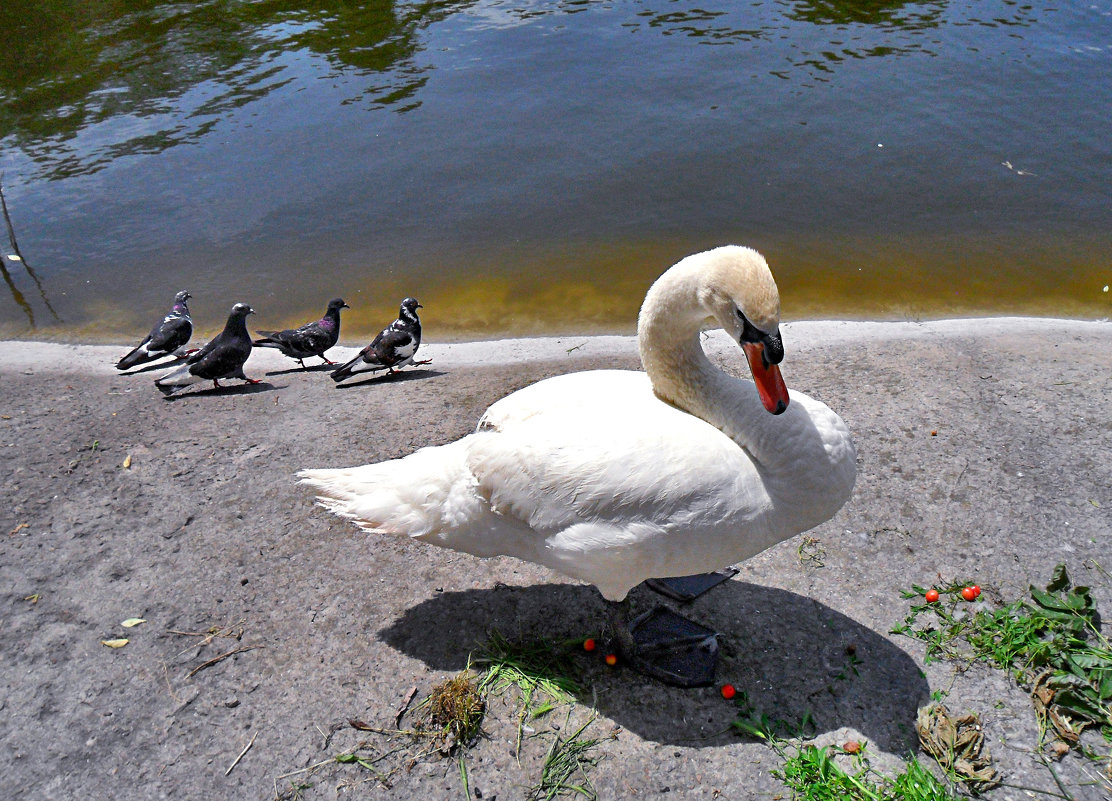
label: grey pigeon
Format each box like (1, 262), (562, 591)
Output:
(254, 297), (349, 368)
(117, 290), (193, 370)
(155, 303), (259, 395)
(331, 297), (429, 383)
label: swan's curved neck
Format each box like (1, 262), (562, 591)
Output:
(637, 265), (780, 467)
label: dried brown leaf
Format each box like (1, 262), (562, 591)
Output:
(916, 704), (998, 787)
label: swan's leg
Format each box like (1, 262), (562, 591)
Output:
(606, 597), (639, 659)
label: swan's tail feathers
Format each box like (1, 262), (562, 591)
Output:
(298, 438), (485, 540)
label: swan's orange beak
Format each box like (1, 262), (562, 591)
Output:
(743, 342), (790, 415)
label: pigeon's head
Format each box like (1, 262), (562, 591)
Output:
(400, 297), (422, 313)
(327, 298), (350, 313)
(174, 290), (192, 303)
(231, 302), (255, 317)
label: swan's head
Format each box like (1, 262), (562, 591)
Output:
(697, 247), (790, 415)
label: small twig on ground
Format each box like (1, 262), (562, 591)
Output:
(225, 730), (258, 776)
(169, 620), (246, 656)
(187, 645), (261, 678)
(395, 685), (418, 726)
(1038, 754), (1079, 801)
(160, 663), (183, 705)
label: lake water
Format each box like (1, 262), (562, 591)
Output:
(1, 0), (1110, 341)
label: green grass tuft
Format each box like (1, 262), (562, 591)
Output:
(777, 743), (962, 801)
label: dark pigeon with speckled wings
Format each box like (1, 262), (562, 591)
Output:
(116, 290), (193, 370)
(155, 303), (259, 395)
(253, 298), (349, 368)
(331, 297), (429, 383)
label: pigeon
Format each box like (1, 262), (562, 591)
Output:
(331, 297), (429, 383)
(253, 298), (349, 368)
(116, 290), (193, 370)
(155, 303), (259, 395)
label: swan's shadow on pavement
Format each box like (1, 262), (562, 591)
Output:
(380, 580), (927, 750)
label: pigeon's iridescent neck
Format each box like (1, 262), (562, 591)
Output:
(319, 318), (335, 330)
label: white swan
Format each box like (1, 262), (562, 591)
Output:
(300, 246), (855, 668)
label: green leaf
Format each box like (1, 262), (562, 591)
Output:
(1046, 563), (1071, 592)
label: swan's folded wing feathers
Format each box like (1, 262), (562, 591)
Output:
(467, 402), (768, 538)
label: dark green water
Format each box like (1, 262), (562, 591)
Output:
(1, 0), (1110, 340)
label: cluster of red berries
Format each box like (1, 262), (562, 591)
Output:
(582, 637), (619, 666)
(924, 585), (981, 603)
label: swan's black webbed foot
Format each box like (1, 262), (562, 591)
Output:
(605, 597), (719, 688)
(645, 568), (739, 602)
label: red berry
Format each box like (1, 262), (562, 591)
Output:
(583, 638), (596, 652)
(961, 586), (977, 601)
(925, 589), (940, 603)
(604, 653), (618, 666)
(971, 585), (981, 598)
(720, 684), (737, 700)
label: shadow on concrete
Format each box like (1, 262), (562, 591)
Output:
(379, 580), (927, 751)
(334, 368), (444, 388)
(161, 380), (282, 400)
(264, 363), (336, 377)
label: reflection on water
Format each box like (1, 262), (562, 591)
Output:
(787, 0), (947, 27)
(0, 0), (1108, 337)
(0, 180), (59, 326)
(0, 0), (472, 180)
(1, 0), (1044, 181)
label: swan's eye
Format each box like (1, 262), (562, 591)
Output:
(737, 311), (763, 344)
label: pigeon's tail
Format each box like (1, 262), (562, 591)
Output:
(330, 354), (372, 383)
(117, 342), (153, 370)
(252, 332), (283, 348)
(154, 363), (199, 395)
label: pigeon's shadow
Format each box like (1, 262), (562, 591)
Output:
(379, 581), (927, 750)
(334, 368), (443, 389)
(161, 381), (282, 401)
(264, 363), (336, 377)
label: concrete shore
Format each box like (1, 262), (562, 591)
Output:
(2, 318), (1110, 800)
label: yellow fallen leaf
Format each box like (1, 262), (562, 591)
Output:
(122, 454), (132, 469)
(121, 618), (146, 628)
(101, 638), (129, 648)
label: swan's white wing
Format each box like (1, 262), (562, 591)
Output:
(471, 370), (773, 544)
